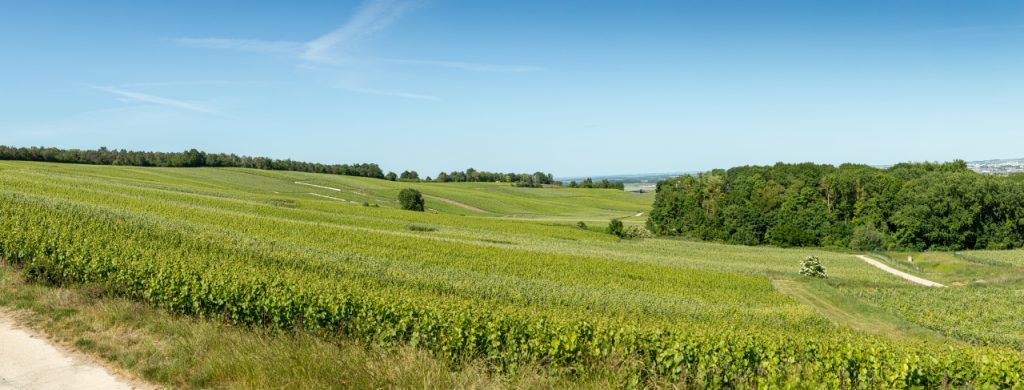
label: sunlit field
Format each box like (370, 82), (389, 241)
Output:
(1, 161), (1023, 387)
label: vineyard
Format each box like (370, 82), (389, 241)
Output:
(1, 161), (1023, 387)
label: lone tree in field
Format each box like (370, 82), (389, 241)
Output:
(398, 188), (425, 212)
(607, 219), (625, 237)
(799, 256), (827, 278)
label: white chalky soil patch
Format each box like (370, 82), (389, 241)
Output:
(0, 315), (138, 390)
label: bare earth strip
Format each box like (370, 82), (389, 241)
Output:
(294, 181), (341, 191)
(855, 255), (946, 287)
(307, 192), (358, 204)
(423, 195), (487, 213)
(0, 314), (139, 390)
(295, 181), (370, 197)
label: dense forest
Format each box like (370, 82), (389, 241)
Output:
(0, 146), (564, 188)
(384, 168), (557, 188)
(0, 145), (385, 178)
(647, 161), (1024, 250)
(435, 169), (555, 187)
(567, 178), (626, 190)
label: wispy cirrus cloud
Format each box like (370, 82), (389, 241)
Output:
(118, 80), (277, 88)
(83, 84), (219, 114)
(172, 0), (419, 64)
(302, 0), (419, 63)
(172, 0), (540, 72)
(169, 0), (540, 101)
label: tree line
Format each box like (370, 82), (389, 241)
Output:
(647, 161), (1024, 250)
(568, 178), (625, 190)
(384, 168), (557, 188)
(0, 145), (385, 178)
(2, 145), (578, 190)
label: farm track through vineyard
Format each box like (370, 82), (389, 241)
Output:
(0, 162), (1023, 388)
(423, 194), (488, 213)
(854, 255), (946, 287)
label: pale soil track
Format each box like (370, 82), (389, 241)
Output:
(294, 181), (484, 212)
(306, 192), (358, 204)
(0, 313), (142, 390)
(294, 181), (369, 196)
(294, 181), (341, 192)
(856, 255), (946, 287)
(423, 194), (486, 213)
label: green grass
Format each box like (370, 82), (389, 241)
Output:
(0, 263), (643, 389)
(875, 251), (1024, 286)
(833, 250), (1024, 349)
(962, 248), (1024, 267)
(770, 276), (948, 344)
(1, 161), (1023, 387)
(200, 166), (653, 219)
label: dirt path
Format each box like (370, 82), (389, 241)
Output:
(423, 195), (486, 213)
(856, 255), (946, 287)
(0, 314), (140, 390)
(306, 192), (358, 204)
(294, 181), (341, 192)
(295, 181), (371, 196)
(770, 277), (947, 343)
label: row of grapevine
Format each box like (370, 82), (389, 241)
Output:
(2, 190), (1022, 387)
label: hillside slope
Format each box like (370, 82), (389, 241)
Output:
(1, 161), (1023, 388)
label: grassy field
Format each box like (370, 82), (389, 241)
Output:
(841, 251), (1024, 349)
(1, 161), (1023, 388)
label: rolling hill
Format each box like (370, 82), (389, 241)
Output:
(1, 161), (1023, 388)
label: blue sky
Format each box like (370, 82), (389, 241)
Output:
(1, 1), (1022, 176)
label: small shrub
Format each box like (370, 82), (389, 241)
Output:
(622, 225), (652, 240)
(607, 219), (624, 237)
(799, 256), (827, 278)
(398, 188), (425, 212)
(576, 221), (588, 229)
(850, 225), (885, 251)
(406, 224), (436, 232)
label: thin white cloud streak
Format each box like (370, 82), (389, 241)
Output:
(84, 84), (219, 114)
(171, 38), (303, 54)
(379, 59), (544, 73)
(119, 80), (279, 88)
(338, 86), (440, 101)
(167, 0), (539, 101)
(302, 0), (419, 63)
(172, 0), (418, 64)
(170, 0), (540, 72)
